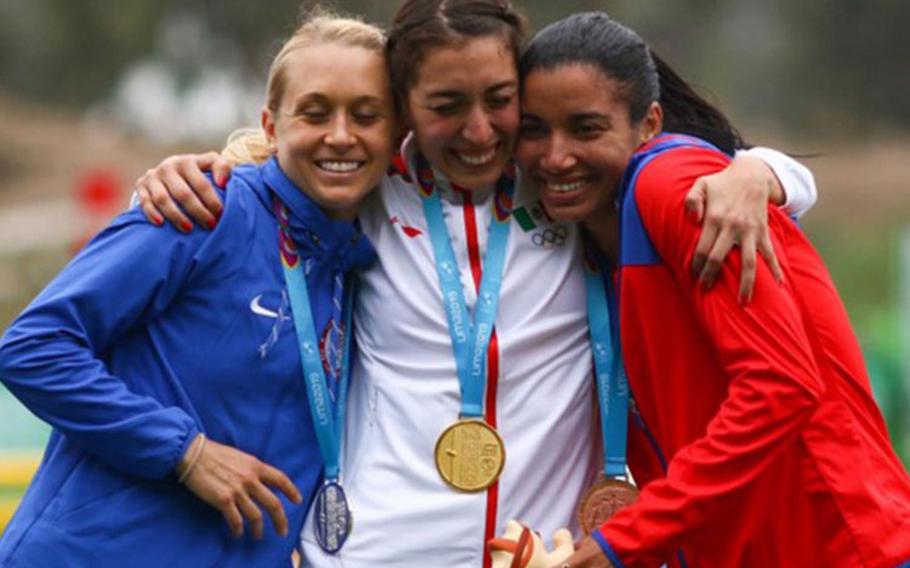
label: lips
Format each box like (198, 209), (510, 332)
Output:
(449, 144), (500, 168)
(315, 160), (365, 173)
(546, 179), (588, 193)
(537, 176), (594, 195)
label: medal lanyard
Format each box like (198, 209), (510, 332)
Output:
(274, 198), (354, 481)
(416, 155), (514, 419)
(584, 258), (630, 479)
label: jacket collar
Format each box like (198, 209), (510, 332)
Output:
(262, 156), (376, 272)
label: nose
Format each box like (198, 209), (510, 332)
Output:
(325, 111), (356, 148)
(540, 132), (577, 172)
(461, 104), (495, 146)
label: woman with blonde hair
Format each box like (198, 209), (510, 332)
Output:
(0, 11), (395, 567)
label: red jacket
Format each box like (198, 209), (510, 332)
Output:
(596, 135), (910, 567)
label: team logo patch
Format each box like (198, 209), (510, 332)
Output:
(531, 225), (568, 249)
(319, 318), (345, 380)
(512, 200), (554, 232)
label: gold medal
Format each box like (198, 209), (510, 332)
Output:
(434, 418), (505, 492)
(577, 475), (639, 534)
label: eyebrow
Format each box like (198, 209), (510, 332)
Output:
(426, 90), (465, 100)
(570, 112), (612, 125)
(486, 81), (518, 94)
(289, 93), (386, 110)
(426, 80), (518, 100)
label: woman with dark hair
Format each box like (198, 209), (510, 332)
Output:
(515, 12), (910, 568)
(132, 1), (818, 566)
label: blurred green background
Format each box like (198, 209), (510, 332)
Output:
(1, 0), (908, 531)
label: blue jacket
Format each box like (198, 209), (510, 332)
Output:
(0, 158), (375, 567)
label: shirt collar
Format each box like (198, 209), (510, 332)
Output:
(399, 133), (495, 202)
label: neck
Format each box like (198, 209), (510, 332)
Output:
(582, 207), (619, 262)
(324, 203), (358, 222)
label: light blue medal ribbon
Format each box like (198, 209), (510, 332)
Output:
(273, 197), (354, 553)
(584, 257), (630, 479)
(415, 155), (515, 419)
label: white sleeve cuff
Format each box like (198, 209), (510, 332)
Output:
(735, 146), (818, 218)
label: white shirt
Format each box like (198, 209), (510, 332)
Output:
(300, 138), (817, 567)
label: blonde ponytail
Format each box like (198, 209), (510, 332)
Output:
(221, 128), (272, 165)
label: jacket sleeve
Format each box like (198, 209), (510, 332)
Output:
(736, 146), (817, 217)
(596, 147), (827, 567)
(0, 209), (210, 481)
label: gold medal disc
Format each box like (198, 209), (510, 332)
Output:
(434, 419), (505, 492)
(577, 475), (639, 534)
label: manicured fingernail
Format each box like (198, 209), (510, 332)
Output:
(181, 221), (193, 233)
(216, 175), (227, 187)
(207, 218), (217, 230)
(152, 215), (164, 227)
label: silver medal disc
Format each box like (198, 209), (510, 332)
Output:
(311, 480), (352, 554)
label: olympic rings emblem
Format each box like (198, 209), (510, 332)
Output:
(531, 225), (568, 249)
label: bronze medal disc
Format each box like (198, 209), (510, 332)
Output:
(578, 476), (639, 534)
(434, 419), (505, 492)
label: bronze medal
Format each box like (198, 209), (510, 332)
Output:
(577, 475), (639, 534)
(435, 418), (505, 492)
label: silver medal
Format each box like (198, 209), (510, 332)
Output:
(310, 480), (352, 554)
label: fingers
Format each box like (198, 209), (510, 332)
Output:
(738, 233), (758, 305)
(177, 154), (224, 226)
(221, 500), (245, 539)
(260, 463), (303, 505)
(684, 178), (707, 222)
(249, 479), (289, 537)
(147, 175), (194, 233)
(182, 440), (299, 541)
(691, 218), (719, 279)
(759, 232), (784, 284)
(235, 489), (265, 540)
(206, 154), (235, 189)
(162, 166), (216, 230)
(136, 186), (164, 227)
(132, 153), (226, 231)
(698, 227), (736, 290)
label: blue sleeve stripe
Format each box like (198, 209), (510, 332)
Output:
(592, 531), (627, 568)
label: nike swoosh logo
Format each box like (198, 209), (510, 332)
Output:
(250, 295), (279, 319)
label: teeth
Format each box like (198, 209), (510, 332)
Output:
(317, 161), (362, 173)
(548, 180), (586, 193)
(456, 148), (496, 166)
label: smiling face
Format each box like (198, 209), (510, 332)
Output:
(262, 43), (396, 220)
(516, 63), (661, 223)
(405, 35), (520, 189)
